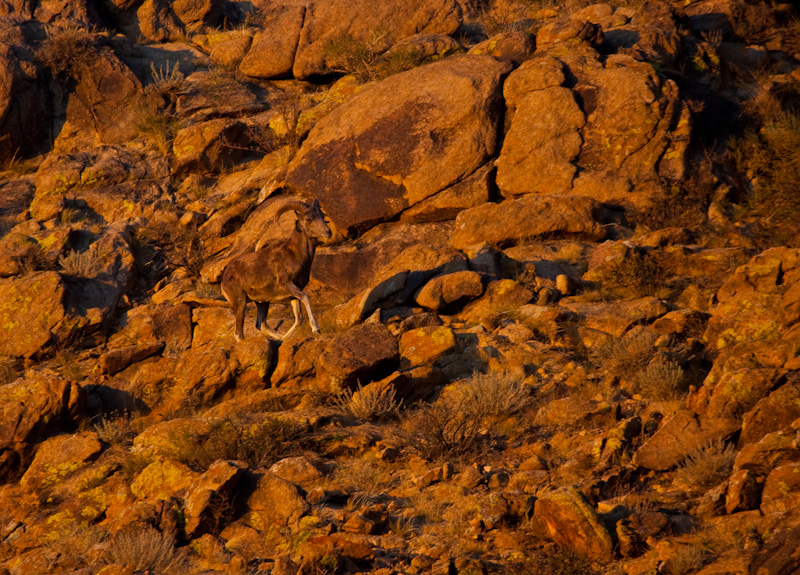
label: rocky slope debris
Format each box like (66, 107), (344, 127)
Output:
(1, 0), (800, 574)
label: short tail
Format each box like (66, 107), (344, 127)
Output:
(179, 295), (232, 308)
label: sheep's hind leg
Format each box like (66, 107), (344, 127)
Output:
(255, 301), (270, 331)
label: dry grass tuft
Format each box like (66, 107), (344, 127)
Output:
(104, 527), (187, 574)
(169, 415), (307, 471)
(332, 381), (403, 420)
(673, 440), (736, 494)
(632, 359), (686, 401)
(400, 372), (531, 461)
(58, 249), (105, 278)
(36, 25), (95, 80)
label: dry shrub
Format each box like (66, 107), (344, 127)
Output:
(332, 382), (402, 420)
(400, 372), (532, 460)
(631, 359), (686, 401)
(673, 440), (736, 494)
(591, 328), (658, 383)
(599, 250), (674, 299)
(663, 543), (711, 575)
(730, 110), (800, 245)
(322, 30), (390, 80)
(58, 248), (105, 278)
(170, 415), (307, 471)
(10, 241), (52, 274)
(133, 220), (205, 280)
(93, 412), (138, 447)
(36, 25), (95, 80)
(509, 543), (602, 575)
(135, 62), (185, 155)
(104, 527), (187, 574)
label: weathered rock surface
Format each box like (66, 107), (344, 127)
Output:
(0, 272), (67, 358)
(19, 431), (102, 490)
(286, 55), (512, 233)
(0, 21), (53, 163)
(415, 270), (484, 312)
(451, 195), (606, 250)
(0, 374), (85, 475)
(250, 0), (463, 79)
(244, 470), (309, 527)
(316, 323), (399, 390)
(633, 410), (738, 471)
(184, 459), (247, 538)
(534, 488), (615, 561)
(496, 44), (690, 205)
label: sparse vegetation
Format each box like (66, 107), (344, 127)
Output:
(673, 440), (736, 494)
(510, 543), (603, 575)
(36, 25), (95, 80)
(169, 415), (307, 471)
(631, 359), (686, 401)
(103, 527), (187, 575)
(332, 381), (402, 420)
(400, 372), (531, 460)
(58, 248), (104, 278)
(730, 109), (800, 245)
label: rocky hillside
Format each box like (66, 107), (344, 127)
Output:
(1, 0), (800, 573)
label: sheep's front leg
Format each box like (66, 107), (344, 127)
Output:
(222, 283), (247, 342)
(285, 282), (320, 334)
(275, 299), (303, 341)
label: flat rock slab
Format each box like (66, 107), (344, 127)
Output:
(450, 194), (606, 251)
(286, 55), (512, 233)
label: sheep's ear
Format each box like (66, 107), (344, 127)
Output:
(312, 199), (320, 209)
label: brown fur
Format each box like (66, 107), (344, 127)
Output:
(220, 199), (331, 341)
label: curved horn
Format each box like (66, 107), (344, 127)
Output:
(273, 200), (309, 225)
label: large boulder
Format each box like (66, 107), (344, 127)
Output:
(633, 410), (738, 471)
(244, 470), (309, 528)
(496, 44), (690, 206)
(0, 374), (85, 478)
(51, 38), (145, 153)
(184, 459), (247, 538)
(240, 0), (462, 79)
(136, 0), (226, 42)
(704, 248), (800, 350)
(0, 21), (53, 163)
(286, 55), (512, 233)
(19, 431), (103, 490)
(31, 147), (170, 221)
(316, 323), (400, 391)
(534, 488), (615, 561)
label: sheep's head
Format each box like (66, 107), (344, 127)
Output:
(275, 199), (332, 244)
